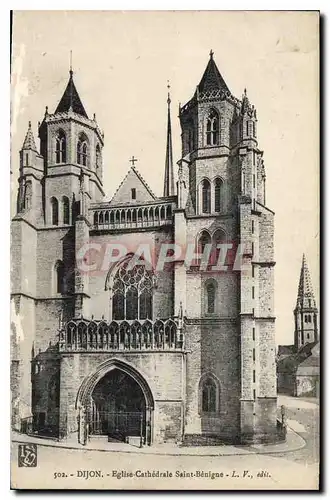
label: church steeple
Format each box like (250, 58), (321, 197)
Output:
(163, 83), (175, 197)
(294, 254), (318, 350)
(22, 121), (38, 152)
(55, 69), (88, 118)
(296, 253), (317, 309)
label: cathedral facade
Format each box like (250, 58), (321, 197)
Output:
(11, 53), (277, 445)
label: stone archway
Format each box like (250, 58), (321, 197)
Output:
(76, 359), (154, 446)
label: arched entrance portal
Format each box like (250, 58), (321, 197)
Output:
(76, 360), (154, 446)
(90, 369), (146, 441)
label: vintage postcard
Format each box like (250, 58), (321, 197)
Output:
(10, 10), (319, 490)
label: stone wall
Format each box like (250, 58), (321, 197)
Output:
(58, 352), (184, 443)
(184, 321), (241, 440)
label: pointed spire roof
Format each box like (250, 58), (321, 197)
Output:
(296, 254), (317, 309)
(198, 50), (230, 94)
(22, 121), (38, 151)
(163, 84), (175, 197)
(55, 70), (88, 118)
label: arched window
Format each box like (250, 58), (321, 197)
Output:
(50, 197), (59, 226)
(201, 377), (217, 413)
(198, 231), (211, 257)
(201, 179), (211, 214)
(113, 287), (125, 320)
(206, 281), (216, 314)
(126, 287), (138, 320)
(62, 196), (70, 225)
(212, 229), (227, 266)
(24, 181), (32, 210)
(95, 144), (101, 176)
(111, 258), (153, 321)
(139, 289), (153, 320)
(214, 178), (223, 213)
(206, 109), (219, 146)
(54, 260), (65, 294)
(55, 130), (66, 164)
(77, 134), (88, 166)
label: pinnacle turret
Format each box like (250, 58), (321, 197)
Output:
(22, 121), (38, 152)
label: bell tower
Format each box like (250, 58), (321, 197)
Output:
(177, 51), (277, 444)
(294, 254), (318, 350)
(38, 68), (105, 226)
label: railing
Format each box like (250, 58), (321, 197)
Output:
(89, 411), (144, 440)
(20, 416), (33, 435)
(59, 318), (184, 352)
(90, 202), (174, 230)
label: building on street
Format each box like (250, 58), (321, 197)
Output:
(11, 52), (277, 445)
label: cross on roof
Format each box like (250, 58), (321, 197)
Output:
(209, 49), (214, 58)
(129, 155), (138, 167)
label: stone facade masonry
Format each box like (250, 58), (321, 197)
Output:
(11, 57), (277, 445)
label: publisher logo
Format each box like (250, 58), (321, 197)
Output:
(18, 444), (37, 467)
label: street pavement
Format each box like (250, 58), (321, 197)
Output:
(276, 394), (319, 466)
(10, 395), (319, 490)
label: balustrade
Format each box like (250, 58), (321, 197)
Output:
(59, 318), (183, 352)
(91, 203), (173, 230)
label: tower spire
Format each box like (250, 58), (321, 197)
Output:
(55, 65), (88, 118)
(294, 253), (318, 350)
(296, 253), (316, 308)
(163, 81), (175, 197)
(22, 121), (37, 151)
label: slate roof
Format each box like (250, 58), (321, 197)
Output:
(197, 52), (230, 94)
(296, 355), (319, 376)
(22, 121), (38, 152)
(296, 254), (317, 309)
(55, 71), (88, 118)
(277, 344), (295, 357)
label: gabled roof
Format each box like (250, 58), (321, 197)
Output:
(277, 344), (295, 357)
(109, 166), (156, 206)
(198, 52), (230, 94)
(277, 355), (299, 374)
(298, 356), (319, 369)
(22, 121), (38, 152)
(55, 70), (88, 118)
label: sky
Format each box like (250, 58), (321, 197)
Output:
(10, 11), (319, 346)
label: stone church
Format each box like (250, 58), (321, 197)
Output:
(11, 52), (277, 445)
(277, 254), (319, 397)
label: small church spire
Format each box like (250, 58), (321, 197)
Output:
(22, 121), (37, 151)
(163, 81), (175, 197)
(296, 253), (316, 309)
(294, 253), (318, 350)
